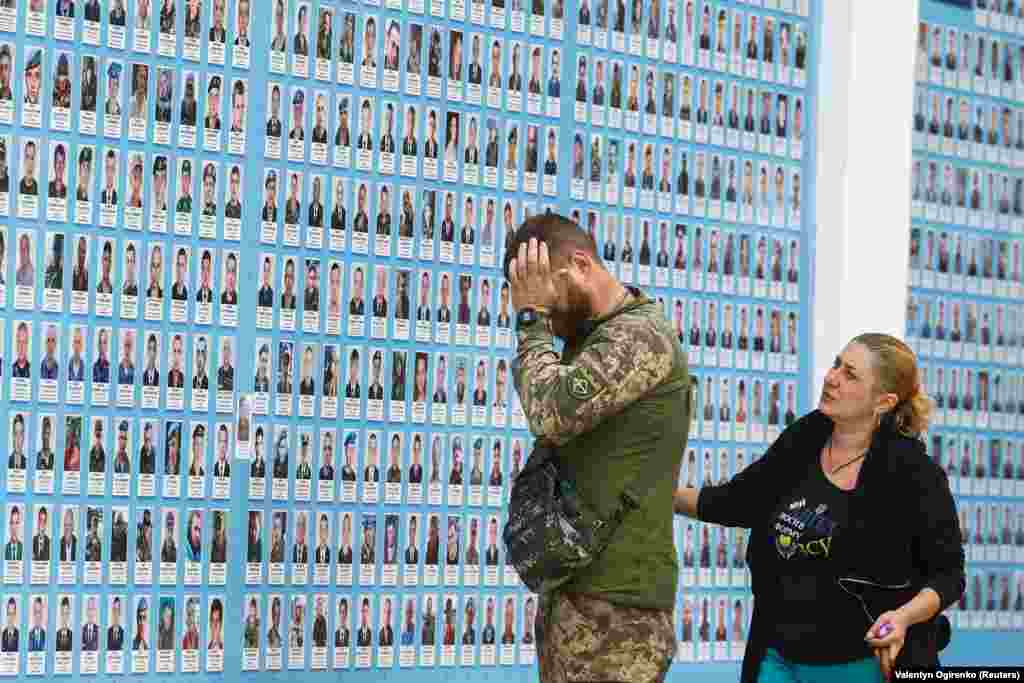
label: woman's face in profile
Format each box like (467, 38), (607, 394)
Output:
(818, 342), (886, 425)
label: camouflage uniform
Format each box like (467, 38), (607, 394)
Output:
(512, 286), (688, 683)
(512, 290), (682, 448)
(536, 591), (676, 683)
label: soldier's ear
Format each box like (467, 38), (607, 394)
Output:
(568, 250), (594, 277)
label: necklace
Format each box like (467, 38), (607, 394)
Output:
(827, 437), (867, 475)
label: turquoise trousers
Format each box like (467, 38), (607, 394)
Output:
(758, 648), (887, 683)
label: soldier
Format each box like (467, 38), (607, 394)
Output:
(504, 213), (688, 683)
(176, 161), (192, 213)
(180, 73), (197, 127)
(0, 46), (13, 102)
(24, 49), (42, 106)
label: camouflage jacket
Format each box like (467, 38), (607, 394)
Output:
(512, 287), (690, 609)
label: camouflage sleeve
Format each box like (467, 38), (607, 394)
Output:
(511, 314), (675, 446)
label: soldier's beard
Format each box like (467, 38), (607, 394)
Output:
(550, 280), (593, 342)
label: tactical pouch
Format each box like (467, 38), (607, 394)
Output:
(502, 368), (689, 594)
(502, 443), (637, 594)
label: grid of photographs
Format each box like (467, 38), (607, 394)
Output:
(250, 0), (569, 672)
(908, 0), (1024, 636)
(0, 0), (822, 677)
(0, 0), (255, 675)
(570, 0), (814, 662)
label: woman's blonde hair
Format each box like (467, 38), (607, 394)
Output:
(852, 333), (931, 437)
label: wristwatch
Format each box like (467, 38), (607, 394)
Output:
(516, 307), (546, 330)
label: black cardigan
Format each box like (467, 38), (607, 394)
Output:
(698, 410), (965, 683)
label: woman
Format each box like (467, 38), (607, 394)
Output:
(674, 334), (964, 682)
(444, 114), (459, 166)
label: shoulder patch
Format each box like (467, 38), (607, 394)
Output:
(567, 366), (603, 401)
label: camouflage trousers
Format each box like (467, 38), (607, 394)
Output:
(536, 592), (676, 683)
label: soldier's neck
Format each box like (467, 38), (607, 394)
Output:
(590, 274), (629, 320)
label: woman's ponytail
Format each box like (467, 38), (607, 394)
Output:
(852, 333), (931, 438)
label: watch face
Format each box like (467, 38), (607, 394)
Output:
(516, 308), (537, 329)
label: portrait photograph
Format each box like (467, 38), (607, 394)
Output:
(204, 73), (222, 132)
(407, 23), (423, 78)
(334, 94), (352, 151)
(339, 12), (356, 66)
(173, 72), (196, 132)
(0, 44), (13, 120)
(199, 161), (218, 218)
(361, 14), (378, 70)
(149, 155), (169, 216)
(21, 47), (45, 126)
(229, 79), (247, 137)
(383, 18), (400, 73)
(153, 66), (172, 125)
(293, 2), (310, 59)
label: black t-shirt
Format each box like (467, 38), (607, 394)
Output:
(759, 461), (872, 664)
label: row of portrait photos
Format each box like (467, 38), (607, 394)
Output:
(577, 0), (811, 73)
(907, 294), (1024, 363)
(908, 226), (1024, 300)
(0, 589), (553, 674)
(0, 0), (252, 68)
(3, 412), (534, 502)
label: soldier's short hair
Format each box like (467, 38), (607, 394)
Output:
(502, 212), (599, 280)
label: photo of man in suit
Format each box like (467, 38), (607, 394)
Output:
(372, 266), (388, 318)
(338, 513), (353, 565)
(142, 333), (160, 387)
(245, 511), (262, 564)
(311, 596), (327, 648)
(349, 266), (365, 315)
(107, 596), (124, 651)
(56, 597), (74, 652)
(366, 350), (384, 401)
(360, 516), (376, 565)
(393, 269), (410, 323)
(485, 516), (500, 566)
(6, 412), (26, 471)
(4, 506), (22, 561)
(304, 259), (320, 313)
(81, 595), (100, 651)
(378, 598), (394, 646)
(412, 271), (431, 323)
(1, 597), (18, 653)
(356, 598), (372, 647)
(329, 180), (348, 235)
(334, 598), (349, 647)
(57, 507), (76, 562)
(31, 506), (49, 562)
(27, 596), (45, 653)
(314, 513), (330, 566)
(270, 511), (286, 564)
(292, 511), (307, 565)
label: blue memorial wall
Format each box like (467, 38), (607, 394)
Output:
(909, 0), (1024, 668)
(5, 0), (979, 679)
